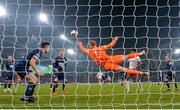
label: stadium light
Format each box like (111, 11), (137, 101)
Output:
(60, 34), (67, 40)
(39, 13), (48, 23)
(174, 49), (180, 54)
(0, 5), (7, 17)
(67, 49), (75, 55)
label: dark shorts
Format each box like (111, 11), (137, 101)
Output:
(165, 72), (173, 80)
(51, 73), (64, 82)
(120, 73), (128, 80)
(5, 72), (14, 80)
(15, 66), (32, 79)
(102, 75), (106, 80)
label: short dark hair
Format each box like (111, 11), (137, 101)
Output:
(131, 48), (137, 52)
(41, 42), (50, 48)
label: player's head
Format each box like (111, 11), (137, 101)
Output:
(131, 48), (137, 53)
(8, 56), (13, 62)
(165, 53), (171, 60)
(40, 42), (50, 54)
(89, 40), (97, 49)
(59, 49), (65, 58)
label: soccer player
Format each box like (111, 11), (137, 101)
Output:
(76, 36), (148, 75)
(51, 49), (68, 96)
(164, 53), (178, 91)
(96, 71), (105, 85)
(124, 49), (143, 93)
(14, 42), (50, 102)
(3, 56), (14, 92)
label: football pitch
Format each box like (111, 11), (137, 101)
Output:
(0, 83), (180, 109)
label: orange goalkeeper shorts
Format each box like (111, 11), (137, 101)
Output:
(103, 55), (125, 71)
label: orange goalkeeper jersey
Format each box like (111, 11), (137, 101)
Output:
(78, 39), (118, 66)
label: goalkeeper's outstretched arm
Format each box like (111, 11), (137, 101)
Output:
(77, 41), (89, 54)
(101, 36), (120, 49)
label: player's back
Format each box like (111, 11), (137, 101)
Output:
(166, 60), (173, 72)
(89, 47), (109, 65)
(15, 49), (42, 69)
(53, 56), (67, 71)
(5, 61), (14, 71)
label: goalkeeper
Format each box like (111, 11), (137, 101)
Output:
(77, 36), (148, 75)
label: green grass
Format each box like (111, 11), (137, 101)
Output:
(0, 83), (180, 109)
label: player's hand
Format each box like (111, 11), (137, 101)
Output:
(114, 36), (120, 40)
(77, 41), (82, 46)
(37, 71), (45, 76)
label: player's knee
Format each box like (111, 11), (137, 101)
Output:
(26, 75), (38, 84)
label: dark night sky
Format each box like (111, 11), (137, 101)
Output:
(0, 0), (180, 75)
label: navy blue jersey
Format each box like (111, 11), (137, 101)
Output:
(5, 61), (14, 71)
(15, 49), (42, 70)
(166, 60), (174, 71)
(53, 56), (67, 72)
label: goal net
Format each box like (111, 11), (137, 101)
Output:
(0, 0), (180, 109)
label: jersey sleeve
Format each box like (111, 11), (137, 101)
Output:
(32, 55), (39, 61)
(101, 39), (118, 49)
(32, 50), (41, 60)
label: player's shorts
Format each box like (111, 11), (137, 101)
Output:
(15, 65), (32, 79)
(51, 73), (64, 82)
(120, 73), (128, 80)
(165, 71), (173, 80)
(103, 55), (125, 71)
(102, 75), (106, 80)
(5, 72), (14, 80)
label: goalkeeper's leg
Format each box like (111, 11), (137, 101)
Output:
(104, 63), (148, 75)
(106, 51), (145, 65)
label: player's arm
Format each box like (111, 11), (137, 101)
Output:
(101, 36), (120, 49)
(30, 55), (44, 76)
(53, 62), (59, 73)
(64, 57), (68, 67)
(77, 41), (89, 54)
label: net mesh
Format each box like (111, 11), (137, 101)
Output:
(0, 0), (180, 109)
